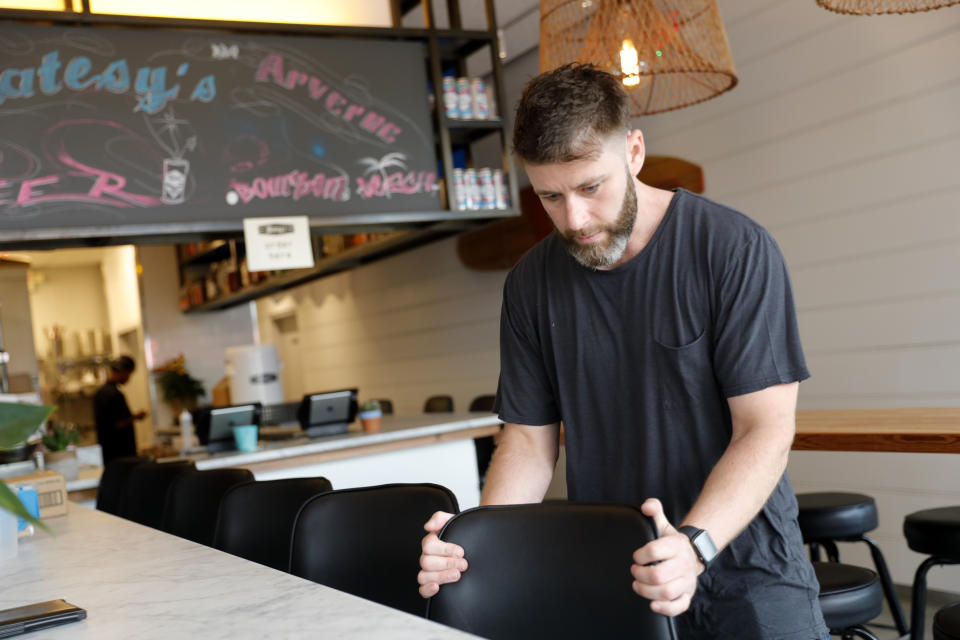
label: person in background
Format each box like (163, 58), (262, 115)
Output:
(93, 355), (147, 464)
(417, 63), (828, 640)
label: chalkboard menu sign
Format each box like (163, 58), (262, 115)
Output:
(0, 22), (441, 242)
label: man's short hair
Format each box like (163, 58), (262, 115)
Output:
(512, 63), (630, 165)
(110, 355), (136, 373)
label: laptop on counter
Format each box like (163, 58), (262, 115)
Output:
(296, 388), (357, 438)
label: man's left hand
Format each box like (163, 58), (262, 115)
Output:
(630, 497), (704, 616)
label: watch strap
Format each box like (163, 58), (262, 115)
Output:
(678, 525), (718, 567)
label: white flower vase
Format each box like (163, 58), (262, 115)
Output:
(44, 450), (79, 481)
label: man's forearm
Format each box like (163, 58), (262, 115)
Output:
(681, 427), (791, 550)
(480, 422), (560, 505)
(681, 383), (799, 551)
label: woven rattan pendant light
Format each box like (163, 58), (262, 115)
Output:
(539, 0), (737, 115)
(816, 0), (960, 14)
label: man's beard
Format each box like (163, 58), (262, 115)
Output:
(559, 169), (638, 269)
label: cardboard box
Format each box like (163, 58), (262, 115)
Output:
(3, 470), (68, 519)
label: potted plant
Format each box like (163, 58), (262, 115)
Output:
(41, 422), (81, 481)
(0, 402), (55, 533)
(152, 354), (206, 419)
(358, 400), (382, 433)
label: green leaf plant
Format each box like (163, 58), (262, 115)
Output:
(0, 402), (56, 533)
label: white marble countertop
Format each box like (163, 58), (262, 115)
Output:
(188, 412), (502, 471)
(0, 503), (478, 639)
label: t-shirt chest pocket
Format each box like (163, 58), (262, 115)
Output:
(651, 330), (715, 410)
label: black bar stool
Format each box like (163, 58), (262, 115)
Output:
(903, 506), (960, 640)
(933, 602), (960, 640)
(815, 561), (883, 640)
(797, 492), (909, 637)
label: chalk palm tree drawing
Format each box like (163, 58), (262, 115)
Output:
(358, 152), (408, 198)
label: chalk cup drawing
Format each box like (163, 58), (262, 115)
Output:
(162, 157), (190, 204)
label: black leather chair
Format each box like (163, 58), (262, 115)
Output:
(903, 506), (960, 640)
(468, 395), (498, 489)
(814, 561), (884, 639)
(797, 492), (908, 636)
(121, 459), (195, 528)
(161, 467), (255, 546)
(96, 455), (151, 515)
(213, 476), (333, 571)
(426, 502), (678, 640)
(933, 602), (960, 640)
(290, 483), (458, 616)
(423, 395), (454, 413)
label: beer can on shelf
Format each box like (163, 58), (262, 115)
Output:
(452, 168), (467, 210)
(494, 169), (510, 209)
(463, 168), (479, 210)
(478, 168), (495, 209)
(456, 77), (473, 119)
(471, 78), (489, 120)
(442, 75), (458, 119)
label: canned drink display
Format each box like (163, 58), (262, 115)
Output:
(442, 76), (458, 119)
(471, 78), (489, 120)
(456, 77), (473, 119)
(463, 168), (479, 210)
(494, 169), (509, 209)
(478, 168), (495, 209)
(452, 168), (467, 210)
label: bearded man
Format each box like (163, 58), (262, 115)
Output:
(418, 63), (827, 640)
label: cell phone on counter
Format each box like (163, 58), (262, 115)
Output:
(0, 599), (86, 637)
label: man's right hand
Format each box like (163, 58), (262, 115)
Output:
(417, 510), (468, 598)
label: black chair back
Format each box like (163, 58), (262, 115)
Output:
(213, 476), (333, 571)
(96, 455), (151, 515)
(427, 503), (678, 640)
(374, 399), (394, 415)
(468, 394), (496, 412)
(290, 483), (458, 616)
(161, 467), (255, 546)
(121, 459), (195, 528)
(423, 395), (454, 413)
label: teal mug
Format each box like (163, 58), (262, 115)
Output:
(232, 425), (258, 452)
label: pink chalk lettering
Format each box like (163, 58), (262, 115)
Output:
(325, 91), (346, 116)
(377, 123), (402, 144)
(360, 112), (386, 134)
(58, 152), (160, 207)
(230, 171), (348, 204)
(308, 77), (328, 100)
(255, 53), (285, 84)
(343, 104), (365, 123)
(355, 170), (437, 199)
(16, 175), (59, 205)
(252, 53), (403, 143)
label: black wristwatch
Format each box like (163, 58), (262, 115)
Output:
(679, 526), (719, 568)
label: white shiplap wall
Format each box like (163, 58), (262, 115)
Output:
(637, 1), (960, 591)
(256, 0), (960, 589)
(256, 236), (507, 417)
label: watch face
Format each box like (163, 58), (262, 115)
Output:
(681, 526), (718, 566)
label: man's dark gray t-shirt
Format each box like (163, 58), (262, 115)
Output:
(493, 189), (827, 640)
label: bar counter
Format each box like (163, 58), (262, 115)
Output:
(793, 407), (960, 453)
(1, 504), (477, 639)
(67, 413), (503, 509)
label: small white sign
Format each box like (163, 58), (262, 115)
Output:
(242, 216), (315, 272)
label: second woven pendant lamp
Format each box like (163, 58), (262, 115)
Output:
(539, 0), (738, 115)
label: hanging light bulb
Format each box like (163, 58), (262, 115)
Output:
(619, 38), (640, 86)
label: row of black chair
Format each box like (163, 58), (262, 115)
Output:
(797, 491), (960, 640)
(95, 457), (679, 637)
